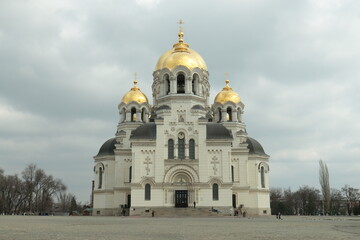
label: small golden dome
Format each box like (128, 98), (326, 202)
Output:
(154, 24), (207, 71)
(121, 79), (148, 104)
(214, 78), (241, 104)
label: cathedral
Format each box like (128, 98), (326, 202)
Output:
(92, 25), (270, 216)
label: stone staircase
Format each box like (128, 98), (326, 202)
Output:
(134, 207), (231, 217)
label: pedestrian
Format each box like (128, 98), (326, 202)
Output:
(151, 210), (155, 217)
(278, 212), (282, 220)
(193, 201), (196, 208)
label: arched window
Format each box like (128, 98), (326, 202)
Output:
(145, 184), (151, 200)
(189, 139), (195, 160)
(227, 107), (232, 121)
(129, 166), (132, 183)
(192, 79), (195, 94)
(178, 134), (185, 159)
(192, 74), (199, 95)
(141, 108), (146, 122)
(212, 183), (219, 200)
(231, 165), (234, 182)
(98, 167), (103, 189)
(261, 166), (265, 188)
(177, 74), (185, 93)
(218, 108), (222, 123)
(131, 108), (136, 122)
(165, 75), (170, 95)
(168, 139), (174, 159)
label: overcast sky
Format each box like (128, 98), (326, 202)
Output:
(1, 0), (359, 203)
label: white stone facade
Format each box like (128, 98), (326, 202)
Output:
(93, 31), (270, 216)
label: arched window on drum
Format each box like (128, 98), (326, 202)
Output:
(164, 74), (170, 95)
(226, 107), (232, 121)
(131, 108), (136, 122)
(177, 74), (185, 93)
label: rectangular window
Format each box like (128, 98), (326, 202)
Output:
(168, 139), (174, 159)
(145, 184), (151, 200)
(212, 184), (219, 201)
(189, 139), (195, 160)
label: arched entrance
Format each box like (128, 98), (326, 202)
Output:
(164, 165), (199, 208)
(173, 174), (190, 208)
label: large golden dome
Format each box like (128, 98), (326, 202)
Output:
(121, 80), (148, 104)
(154, 28), (207, 71)
(214, 79), (241, 104)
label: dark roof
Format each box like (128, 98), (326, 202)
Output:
(130, 123), (157, 140)
(206, 123), (232, 139)
(246, 137), (267, 156)
(191, 105), (205, 110)
(96, 137), (116, 157)
(157, 105), (171, 110)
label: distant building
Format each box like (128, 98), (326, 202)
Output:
(92, 26), (270, 216)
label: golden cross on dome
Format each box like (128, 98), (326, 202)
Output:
(178, 19), (184, 31)
(225, 72), (230, 85)
(133, 72), (138, 89)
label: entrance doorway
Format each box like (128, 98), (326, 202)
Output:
(175, 190), (188, 208)
(127, 194), (131, 208)
(232, 194), (236, 208)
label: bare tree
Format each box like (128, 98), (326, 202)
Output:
(22, 164), (37, 212)
(295, 185), (320, 215)
(57, 192), (74, 212)
(0, 169), (5, 213)
(329, 188), (343, 215)
(270, 188), (283, 215)
(0, 174), (27, 214)
(342, 184), (360, 215)
(319, 159), (330, 215)
(22, 164), (66, 213)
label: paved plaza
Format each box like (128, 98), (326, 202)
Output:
(0, 215), (359, 240)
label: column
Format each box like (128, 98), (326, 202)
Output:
(186, 76), (192, 93)
(126, 111), (131, 122)
(222, 110), (227, 122)
(174, 143), (178, 159)
(198, 80), (202, 96)
(232, 111), (237, 122)
(170, 76), (176, 93)
(136, 110), (141, 122)
(145, 111), (149, 123)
